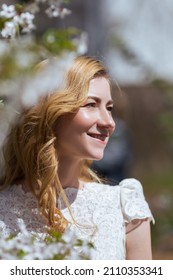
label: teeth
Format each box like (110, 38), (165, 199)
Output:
(88, 134), (106, 141)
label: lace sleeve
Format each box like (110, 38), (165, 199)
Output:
(119, 178), (155, 224)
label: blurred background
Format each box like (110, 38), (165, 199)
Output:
(1, 0), (173, 259)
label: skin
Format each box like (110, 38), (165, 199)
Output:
(126, 219), (152, 259)
(55, 76), (152, 259)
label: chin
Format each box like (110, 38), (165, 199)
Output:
(87, 153), (104, 161)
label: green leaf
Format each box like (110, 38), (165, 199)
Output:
(17, 249), (26, 259)
(42, 28), (78, 54)
(15, 4), (24, 14)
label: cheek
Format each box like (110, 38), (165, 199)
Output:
(54, 110), (95, 140)
(110, 120), (116, 134)
(71, 110), (95, 131)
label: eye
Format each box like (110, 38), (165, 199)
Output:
(107, 105), (113, 112)
(82, 102), (97, 108)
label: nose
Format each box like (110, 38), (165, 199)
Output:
(97, 110), (115, 132)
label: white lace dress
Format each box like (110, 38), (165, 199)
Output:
(0, 178), (154, 259)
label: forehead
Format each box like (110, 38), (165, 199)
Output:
(87, 76), (111, 97)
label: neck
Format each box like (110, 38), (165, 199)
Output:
(58, 156), (82, 189)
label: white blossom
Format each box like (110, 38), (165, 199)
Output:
(62, 228), (77, 243)
(20, 12), (35, 27)
(13, 15), (21, 24)
(45, 4), (61, 17)
(1, 21), (17, 38)
(60, 7), (71, 19)
(15, 12), (35, 33)
(0, 4), (16, 19)
(0, 222), (92, 260)
(68, 249), (80, 260)
(0, 1), (71, 39)
(45, 4), (71, 18)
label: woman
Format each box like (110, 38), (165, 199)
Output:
(0, 56), (154, 259)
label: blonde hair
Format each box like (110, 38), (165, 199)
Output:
(1, 56), (110, 233)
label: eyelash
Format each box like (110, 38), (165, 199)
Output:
(83, 103), (113, 111)
(107, 106), (113, 112)
(84, 102), (96, 108)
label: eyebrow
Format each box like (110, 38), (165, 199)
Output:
(87, 95), (114, 105)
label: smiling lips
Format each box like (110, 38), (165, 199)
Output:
(87, 133), (108, 143)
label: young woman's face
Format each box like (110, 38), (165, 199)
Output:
(55, 77), (115, 161)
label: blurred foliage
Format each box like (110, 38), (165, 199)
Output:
(42, 27), (80, 54)
(141, 169), (173, 257)
(0, 27), (80, 81)
(152, 79), (173, 152)
(110, 34), (137, 62)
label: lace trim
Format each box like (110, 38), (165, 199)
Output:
(119, 178), (155, 224)
(0, 185), (47, 237)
